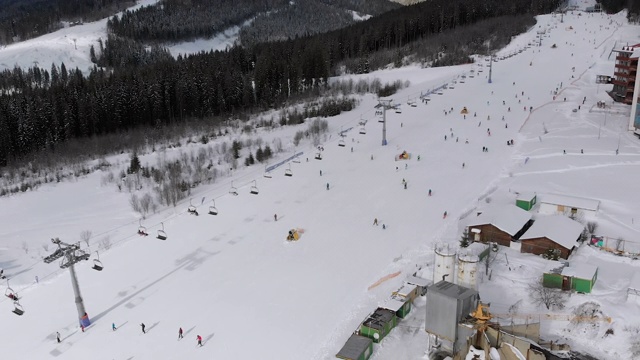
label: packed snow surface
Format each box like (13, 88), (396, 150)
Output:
(1, 0), (640, 359)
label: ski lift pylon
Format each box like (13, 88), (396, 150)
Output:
(157, 222), (167, 241)
(208, 199), (218, 215)
(92, 251), (103, 271)
(250, 180), (259, 195)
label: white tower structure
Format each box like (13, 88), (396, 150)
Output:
(434, 244), (456, 283)
(457, 253), (479, 291)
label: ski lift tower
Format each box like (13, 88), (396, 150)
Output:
(43, 237), (92, 327)
(488, 54), (494, 84)
(375, 99), (396, 146)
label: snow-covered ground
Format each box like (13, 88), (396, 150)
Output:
(0, 0), (159, 73)
(1, 0), (640, 359)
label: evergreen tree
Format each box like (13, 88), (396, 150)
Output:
(128, 152), (141, 174)
(460, 228), (471, 248)
(255, 147), (264, 162)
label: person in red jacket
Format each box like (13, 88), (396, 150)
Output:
(196, 335), (203, 347)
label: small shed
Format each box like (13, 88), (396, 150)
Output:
(359, 308), (397, 343)
(393, 282), (419, 302)
(406, 275), (430, 296)
(519, 215), (583, 259)
(538, 194), (600, 217)
(628, 272), (640, 302)
(336, 334), (373, 360)
(516, 192), (537, 211)
(543, 263), (598, 293)
(467, 205), (533, 247)
(425, 281), (479, 343)
(383, 292), (412, 319)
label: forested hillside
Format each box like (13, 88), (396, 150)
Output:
(0, 0), (562, 168)
(239, 0), (366, 47)
(0, 0), (134, 44)
(109, 0), (399, 43)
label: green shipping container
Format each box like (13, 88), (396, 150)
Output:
(516, 193), (537, 211)
(359, 308), (397, 343)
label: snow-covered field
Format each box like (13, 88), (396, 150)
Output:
(1, 0), (640, 359)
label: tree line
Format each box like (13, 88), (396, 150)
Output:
(0, 0), (134, 44)
(0, 0), (562, 167)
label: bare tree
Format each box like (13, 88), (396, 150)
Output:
(100, 236), (112, 251)
(529, 280), (566, 310)
(139, 193), (153, 218)
(80, 230), (92, 248)
(586, 221), (598, 236)
(129, 193), (141, 213)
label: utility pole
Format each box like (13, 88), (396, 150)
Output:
(44, 238), (92, 327)
(375, 99), (396, 146)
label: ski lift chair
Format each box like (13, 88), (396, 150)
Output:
(187, 198), (198, 216)
(92, 251), (103, 271)
(138, 219), (148, 236)
(208, 200), (218, 215)
(284, 164), (293, 177)
(229, 181), (238, 196)
(250, 180), (259, 195)
(338, 139), (346, 147)
(359, 127), (366, 135)
(12, 301), (24, 316)
(315, 152), (322, 160)
(157, 222), (168, 241)
(5, 287), (18, 300)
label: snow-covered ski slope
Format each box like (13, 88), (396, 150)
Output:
(0, 0), (160, 73)
(1, 1), (640, 359)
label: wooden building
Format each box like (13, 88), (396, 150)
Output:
(519, 215), (584, 259)
(467, 205), (533, 247)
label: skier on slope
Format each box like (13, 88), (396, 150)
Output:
(197, 335), (203, 346)
(178, 327), (184, 339)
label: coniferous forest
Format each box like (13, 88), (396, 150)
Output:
(0, 0), (135, 44)
(0, 0), (566, 167)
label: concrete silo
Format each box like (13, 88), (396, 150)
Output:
(457, 253), (479, 291)
(434, 244), (456, 284)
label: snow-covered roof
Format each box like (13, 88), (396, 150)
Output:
(467, 204), (532, 235)
(540, 193), (600, 211)
(629, 272), (640, 291)
(406, 275), (430, 288)
(336, 334), (372, 359)
(561, 263), (597, 280)
(520, 215), (584, 250)
(516, 192), (536, 201)
(394, 283), (417, 298)
(383, 295), (408, 312)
